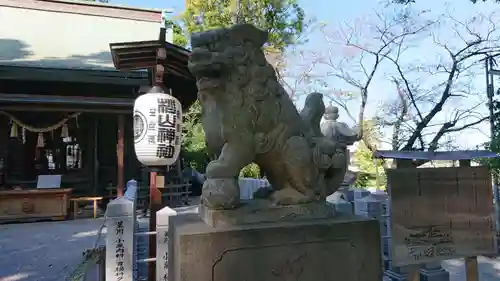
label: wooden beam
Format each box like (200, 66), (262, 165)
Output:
(0, 105), (131, 114)
(93, 117), (99, 197)
(116, 115), (124, 197)
(459, 159), (479, 281)
(0, 65), (148, 85)
(0, 0), (162, 23)
(0, 93), (135, 106)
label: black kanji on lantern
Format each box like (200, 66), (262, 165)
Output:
(148, 135), (156, 144)
(157, 127), (176, 144)
(156, 143), (175, 159)
(158, 114), (176, 128)
(148, 120), (157, 131)
(149, 107), (157, 117)
(158, 98), (177, 114)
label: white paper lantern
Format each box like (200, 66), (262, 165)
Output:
(133, 86), (182, 166)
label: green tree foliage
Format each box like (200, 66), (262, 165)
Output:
(181, 101), (212, 172)
(181, 0), (305, 52)
(165, 19), (189, 48)
(240, 163), (262, 178)
(353, 142), (386, 189)
(352, 119), (386, 189)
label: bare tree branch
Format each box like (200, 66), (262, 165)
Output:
(390, 78), (409, 150)
(304, 7), (435, 152)
(401, 10), (500, 152)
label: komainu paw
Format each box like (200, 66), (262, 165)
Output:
(202, 178), (240, 209)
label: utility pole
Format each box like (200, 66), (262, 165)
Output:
(485, 54), (500, 205)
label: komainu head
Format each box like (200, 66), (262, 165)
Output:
(188, 24), (273, 93)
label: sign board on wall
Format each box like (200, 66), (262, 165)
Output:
(387, 166), (496, 266)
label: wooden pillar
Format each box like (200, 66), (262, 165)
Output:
(93, 117), (99, 196)
(459, 159), (479, 281)
(395, 159), (421, 281)
(116, 115), (124, 197)
(148, 27), (168, 281)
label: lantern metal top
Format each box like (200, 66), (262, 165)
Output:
(147, 85), (166, 94)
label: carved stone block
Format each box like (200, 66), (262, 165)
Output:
(199, 200), (335, 227)
(168, 213), (383, 281)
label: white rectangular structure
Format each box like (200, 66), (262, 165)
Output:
(0, 0), (172, 70)
(36, 175), (62, 189)
(156, 206), (178, 281)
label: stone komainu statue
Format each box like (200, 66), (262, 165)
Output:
(188, 24), (347, 209)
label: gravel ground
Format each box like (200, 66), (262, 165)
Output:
(0, 218), (106, 281)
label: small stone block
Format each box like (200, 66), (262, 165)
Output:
(169, 213), (383, 281)
(381, 236), (390, 255)
(385, 270), (408, 281)
(333, 202), (354, 214)
(380, 220), (389, 236)
(420, 268), (450, 281)
(390, 265), (413, 274)
(383, 255), (391, 270)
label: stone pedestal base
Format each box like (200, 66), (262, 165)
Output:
(199, 200), (335, 227)
(168, 213), (382, 281)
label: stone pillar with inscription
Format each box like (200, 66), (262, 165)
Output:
(106, 197), (137, 281)
(156, 206), (178, 281)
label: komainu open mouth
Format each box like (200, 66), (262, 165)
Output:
(197, 77), (220, 91)
(188, 58), (224, 78)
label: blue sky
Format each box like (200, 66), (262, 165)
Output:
(114, 0), (498, 149)
(114, 0), (373, 25)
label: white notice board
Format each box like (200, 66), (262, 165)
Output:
(36, 175), (62, 189)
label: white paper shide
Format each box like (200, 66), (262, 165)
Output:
(134, 89), (182, 166)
